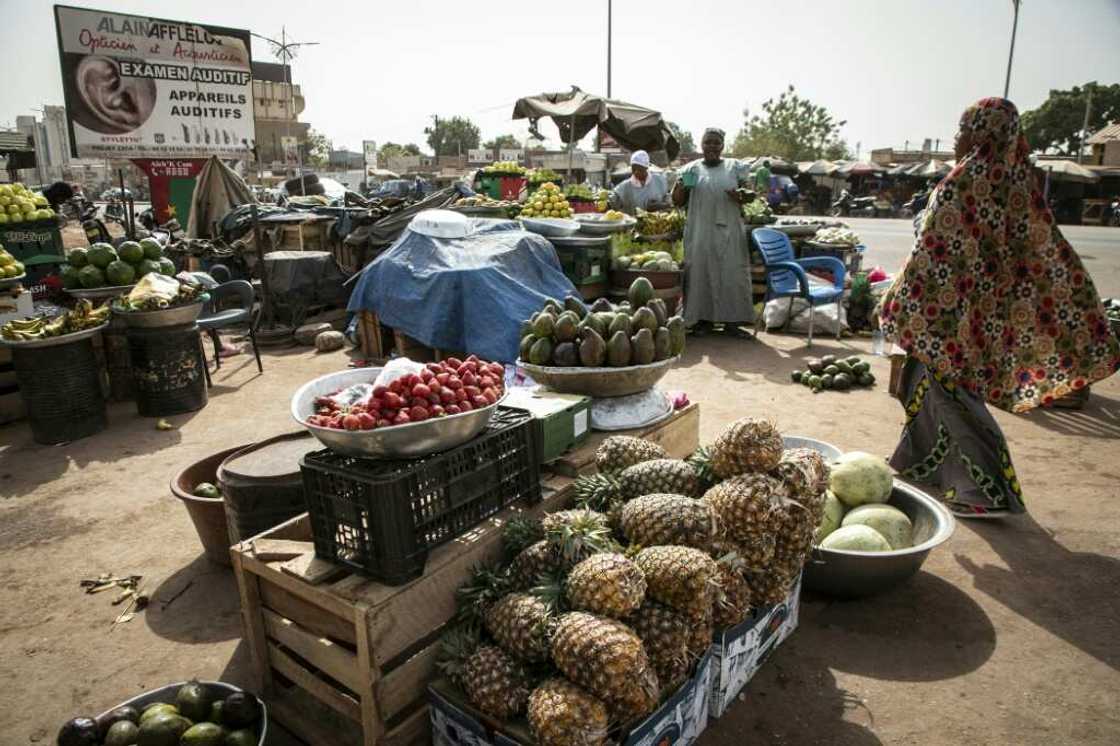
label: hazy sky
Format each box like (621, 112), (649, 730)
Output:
(3, 0), (1118, 157)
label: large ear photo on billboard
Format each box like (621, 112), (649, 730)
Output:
(64, 54), (158, 134)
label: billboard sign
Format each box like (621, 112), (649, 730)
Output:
(499, 148), (523, 162)
(53, 5), (255, 159)
(363, 140), (378, 167)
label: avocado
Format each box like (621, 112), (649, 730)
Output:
(193, 482), (220, 499)
(833, 372), (852, 390)
(140, 704), (178, 725)
(519, 334), (536, 361)
(821, 373), (834, 390)
(531, 313), (555, 338)
(806, 358), (824, 374)
(137, 713), (191, 746)
(628, 276), (654, 308)
(821, 354), (837, 366)
(647, 297), (668, 327)
(632, 306), (658, 334)
(607, 330), (632, 367)
(824, 364), (840, 376)
(219, 692), (259, 729)
(608, 312), (631, 338)
(177, 681), (213, 723)
(554, 313), (578, 343)
(98, 705), (140, 738)
(529, 337), (553, 366)
(519, 319), (533, 338)
(666, 316), (685, 356)
(579, 329), (607, 366)
(104, 720), (141, 746)
(542, 299), (563, 315)
(858, 372), (876, 386)
(589, 297), (613, 313)
(791, 370), (803, 383)
(563, 295), (588, 319)
(594, 312), (614, 333)
(654, 328), (671, 361)
(553, 342), (579, 367)
(181, 722), (226, 746)
(582, 313), (608, 339)
(853, 361), (871, 375)
(616, 300), (631, 313)
(835, 361), (852, 375)
(224, 730), (256, 746)
(57, 717), (100, 746)
(631, 328), (655, 365)
(209, 700), (223, 726)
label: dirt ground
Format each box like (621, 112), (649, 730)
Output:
(1, 330), (1118, 745)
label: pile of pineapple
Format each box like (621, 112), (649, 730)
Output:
(438, 417), (828, 745)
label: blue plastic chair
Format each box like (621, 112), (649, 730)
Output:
(751, 227), (846, 346)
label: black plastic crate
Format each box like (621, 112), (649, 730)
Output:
(300, 408), (540, 585)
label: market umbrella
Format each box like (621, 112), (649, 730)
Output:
(837, 161), (886, 176)
(187, 156), (255, 238)
(914, 159), (952, 178)
(799, 159), (839, 176)
(512, 87), (679, 161)
(1033, 159), (1100, 183)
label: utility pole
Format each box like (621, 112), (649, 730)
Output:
(1003, 0), (1021, 99)
(252, 27), (319, 180)
(1077, 84), (1093, 164)
(607, 0), (612, 98)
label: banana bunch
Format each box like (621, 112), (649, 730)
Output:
(1, 316), (50, 341)
(1, 300), (110, 341)
(636, 208), (685, 236)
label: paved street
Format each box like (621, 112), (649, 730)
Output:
(850, 217), (1120, 298)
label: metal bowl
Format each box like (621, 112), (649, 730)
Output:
(0, 273), (27, 290)
(291, 367), (504, 458)
(519, 217), (581, 237)
(96, 681), (267, 745)
(114, 300), (204, 328)
(781, 435), (842, 460)
(803, 480), (956, 599)
(517, 356), (679, 398)
(0, 322), (108, 349)
(65, 284), (136, 300)
(575, 213), (636, 235)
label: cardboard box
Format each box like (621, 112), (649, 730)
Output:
(430, 650), (713, 746)
(708, 575), (801, 719)
(503, 388), (592, 464)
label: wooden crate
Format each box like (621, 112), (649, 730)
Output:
(231, 407), (700, 746)
(356, 310), (466, 364)
(333, 240), (364, 275)
(549, 402), (699, 477)
(263, 218), (334, 253)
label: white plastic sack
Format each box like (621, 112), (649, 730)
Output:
(373, 357), (427, 389)
(764, 296), (848, 336)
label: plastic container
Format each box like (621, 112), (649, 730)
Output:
(102, 313), (134, 401)
(410, 209), (472, 239)
(127, 322), (208, 416)
(171, 445), (247, 566)
(550, 235), (611, 286)
(218, 431), (318, 545)
(300, 408), (540, 585)
(12, 336), (107, 444)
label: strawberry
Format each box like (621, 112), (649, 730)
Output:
(487, 363), (504, 377)
(420, 368), (435, 382)
(462, 371), (478, 387)
(439, 389), (457, 404)
(377, 418), (392, 428)
(357, 413), (376, 430)
(409, 396), (429, 409)
(459, 362), (478, 375)
(409, 405), (430, 421)
(386, 392), (405, 409)
(472, 395), (489, 409)
(329, 419), (345, 430)
(430, 404), (445, 417)
(367, 398), (382, 412)
(458, 400), (473, 412)
(464, 385), (481, 398)
(427, 379), (442, 393)
(394, 411), (412, 425)
(381, 408), (398, 421)
(426, 362), (443, 373)
(373, 385), (388, 397)
(388, 379), (404, 395)
(343, 414), (361, 431)
(316, 407), (332, 416)
(466, 354), (480, 363)
(428, 393), (441, 405)
(445, 404), (461, 415)
(446, 357), (463, 369)
(482, 388), (497, 404)
(446, 377), (463, 390)
(436, 372), (450, 385)
(411, 383), (432, 399)
(479, 375), (495, 389)
(455, 388), (469, 403)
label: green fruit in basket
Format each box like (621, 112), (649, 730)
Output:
(224, 731), (256, 746)
(579, 328), (606, 366)
(141, 237), (163, 260)
(648, 297), (668, 327)
(667, 316), (685, 356)
(607, 330), (631, 367)
(60, 264), (82, 289)
(137, 258), (162, 278)
(140, 703), (178, 724)
(97, 705), (140, 738)
(608, 312), (631, 338)
(208, 700), (223, 724)
(632, 306), (658, 334)
(106, 259), (136, 286)
(554, 312), (579, 342)
(590, 297), (613, 313)
(176, 680), (212, 720)
(519, 334), (537, 361)
(529, 337), (553, 366)
(531, 314), (555, 338)
(654, 327), (671, 361)
(180, 722), (225, 746)
(553, 341), (579, 366)
(220, 692), (259, 728)
(78, 264), (106, 288)
(87, 243), (117, 269)
(67, 247), (90, 267)
(519, 318), (533, 338)
(542, 299), (563, 316)
(835, 360), (852, 375)
(118, 240), (144, 264)
(563, 295), (587, 319)
(104, 720), (140, 746)
(846, 356), (862, 367)
(628, 277), (654, 307)
(137, 712), (191, 746)
(631, 327), (655, 365)
(158, 257), (175, 276)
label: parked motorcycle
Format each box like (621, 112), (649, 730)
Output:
(80, 201), (113, 245)
(830, 190), (877, 218)
(1109, 199), (1120, 227)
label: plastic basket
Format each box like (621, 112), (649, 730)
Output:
(12, 337), (107, 445)
(300, 408), (540, 585)
(554, 244), (610, 285)
(127, 323), (208, 417)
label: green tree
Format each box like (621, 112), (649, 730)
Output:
(823, 139), (852, 161)
(731, 85), (847, 161)
(666, 122), (695, 154)
(484, 134), (520, 150)
(303, 129), (331, 168)
(425, 115), (481, 156)
(1021, 82), (1120, 155)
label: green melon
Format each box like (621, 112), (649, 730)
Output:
(78, 264), (106, 288)
(140, 237), (163, 260)
(67, 247), (89, 267)
(60, 264), (82, 289)
(106, 260), (136, 286)
(158, 257), (176, 276)
(118, 240), (144, 264)
(87, 243), (117, 269)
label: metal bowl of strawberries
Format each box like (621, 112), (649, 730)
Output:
(291, 357), (507, 459)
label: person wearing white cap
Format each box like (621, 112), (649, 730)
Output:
(609, 150), (669, 215)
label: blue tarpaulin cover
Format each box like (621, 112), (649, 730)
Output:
(347, 218), (578, 362)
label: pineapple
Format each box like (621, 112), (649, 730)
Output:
(573, 473), (625, 521)
(484, 592), (554, 662)
(685, 604), (714, 659)
(771, 448), (830, 521)
(619, 459), (703, 499)
(626, 602), (691, 694)
(620, 493), (720, 551)
(527, 677), (610, 746)
(709, 418), (784, 479)
(565, 552), (646, 619)
(712, 553), (753, 628)
(633, 545), (719, 620)
(701, 473), (788, 546)
(438, 625), (531, 721)
(596, 435), (668, 473)
(541, 508), (610, 535)
(549, 611), (660, 722)
(542, 508), (618, 568)
(687, 444), (717, 489)
(746, 565), (798, 605)
(507, 540), (561, 591)
(502, 514), (544, 561)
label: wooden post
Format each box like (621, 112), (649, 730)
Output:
(251, 204), (274, 328)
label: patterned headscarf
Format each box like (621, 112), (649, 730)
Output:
(880, 97), (1119, 413)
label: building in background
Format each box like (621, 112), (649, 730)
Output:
(252, 61), (310, 172)
(1086, 123), (1120, 167)
(329, 149), (365, 169)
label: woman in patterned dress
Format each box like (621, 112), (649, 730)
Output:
(879, 98), (1120, 517)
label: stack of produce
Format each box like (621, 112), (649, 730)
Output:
(438, 417), (827, 744)
(57, 680), (261, 746)
(792, 354), (876, 393)
(453, 195), (521, 218)
(613, 250), (679, 272)
(0, 243), (26, 279)
(518, 279), (684, 367)
(610, 234), (684, 270)
(519, 183), (572, 219)
(528, 168), (561, 185)
(112, 272), (205, 312)
(742, 198), (775, 225)
(0, 182), (56, 225)
(1, 299), (109, 342)
(61, 238), (174, 290)
(304, 355), (506, 430)
(814, 452), (909, 552)
(812, 226), (861, 246)
(635, 209), (684, 238)
(484, 161), (528, 176)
